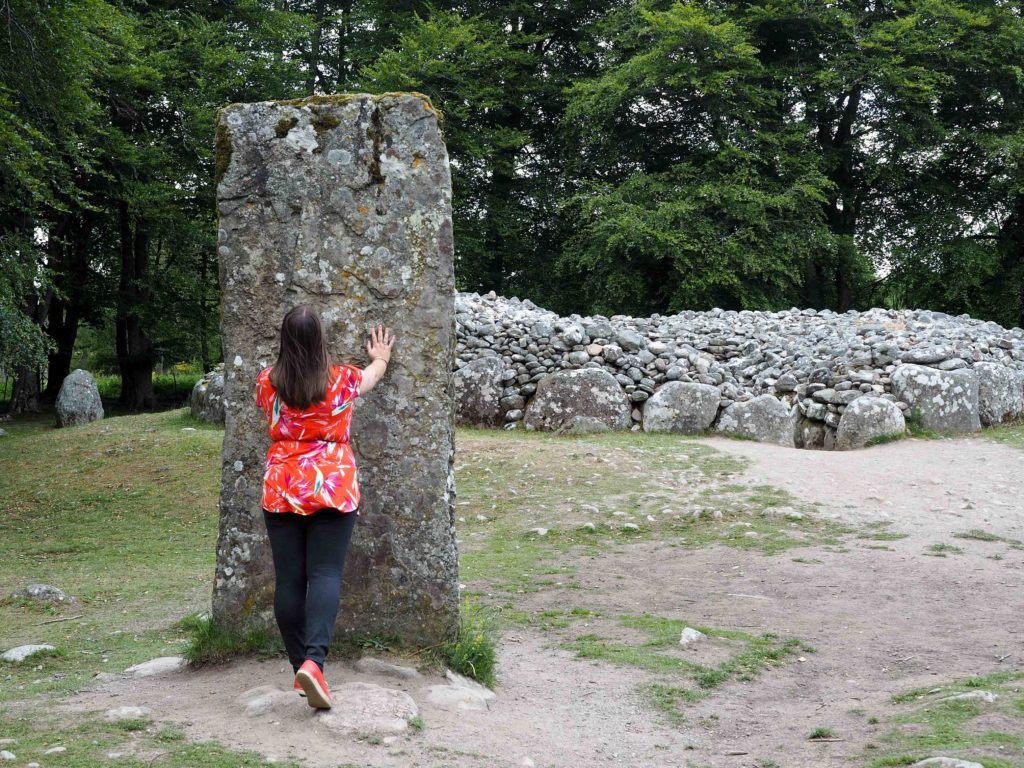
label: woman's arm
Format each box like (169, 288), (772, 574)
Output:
(358, 323), (395, 396)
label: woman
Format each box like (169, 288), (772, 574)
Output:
(254, 305), (395, 710)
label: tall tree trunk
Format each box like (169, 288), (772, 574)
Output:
(307, 0), (326, 93)
(996, 193), (1024, 328)
(336, 0), (351, 89)
(43, 302), (80, 401)
(116, 200), (156, 411)
(199, 250), (210, 372)
(817, 88), (862, 313)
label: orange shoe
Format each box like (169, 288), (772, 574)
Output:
(295, 659), (332, 709)
(293, 677), (305, 696)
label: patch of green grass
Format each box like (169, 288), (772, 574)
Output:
(954, 529), (1003, 542)
(808, 726), (836, 739)
(926, 543), (964, 557)
(865, 431), (906, 447)
(638, 681), (706, 726)
(560, 610), (810, 696)
(868, 671), (1024, 767)
(0, 708), (304, 767)
(0, 409), (225, 704)
(987, 420), (1024, 450)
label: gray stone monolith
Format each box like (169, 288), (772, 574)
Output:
(211, 92), (459, 647)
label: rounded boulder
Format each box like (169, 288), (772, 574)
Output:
(523, 368), (631, 431)
(642, 382), (720, 434)
(835, 396), (906, 450)
(55, 369), (104, 428)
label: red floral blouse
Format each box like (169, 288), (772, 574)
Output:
(255, 363), (364, 516)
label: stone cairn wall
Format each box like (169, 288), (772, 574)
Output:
(212, 92), (459, 647)
(454, 291), (1024, 449)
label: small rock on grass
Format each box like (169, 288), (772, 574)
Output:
(679, 627), (705, 645)
(105, 706), (152, 721)
(1, 644), (55, 663)
(0, 750), (14, 761)
(911, 759), (984, 768)
(10, 584), (77, 604)
(43, 746), (66, 754)
(124, 656), (187, 677)
(939, 690), (997, 703)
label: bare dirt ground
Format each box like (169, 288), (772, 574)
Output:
(55, 434), (1024, 768)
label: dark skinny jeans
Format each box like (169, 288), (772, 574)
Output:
(261, 507), (358, 673)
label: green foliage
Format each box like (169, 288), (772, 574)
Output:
(177, 614), (283, 667)
(429, 595), (499, 688)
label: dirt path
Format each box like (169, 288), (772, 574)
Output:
(55, 434), (1024, 768)
(703, 434), (1024, 541)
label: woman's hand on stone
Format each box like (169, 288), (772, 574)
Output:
(366, 324), (395, 363)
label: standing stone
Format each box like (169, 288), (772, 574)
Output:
(55, 369), (103, 427)
(642, 382), (720, 434)
(454, 357), (504, 427)
(834, 396), (906, 450)
(522, 368), (631, 431)
(891, 364), (981, 433)
(212, 93), (459, 647)
(189, 365), (226, 423)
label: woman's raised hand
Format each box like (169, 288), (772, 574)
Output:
(366, 324), (395, 363)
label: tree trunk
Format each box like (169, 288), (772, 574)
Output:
(116, 200), (156, 411)
(43, 301), (80, 401)
(8, 366), (41, 414)
(307, 0), (325, 93)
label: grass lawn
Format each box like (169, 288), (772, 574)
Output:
(0, 407), (899, 765)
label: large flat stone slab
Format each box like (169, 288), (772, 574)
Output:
(212, 93), (459, 647)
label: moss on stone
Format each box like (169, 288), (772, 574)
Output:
(270, 91), (444, 126)
(275, 115), (298, 138)
(214, 120), (233, 187)
(311, 112), (341, 134)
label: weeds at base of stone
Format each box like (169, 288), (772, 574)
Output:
(426, 596), (498, 689)
(177, 614), (282, 667)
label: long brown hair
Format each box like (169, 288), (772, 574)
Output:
(270, 305), (333, 409)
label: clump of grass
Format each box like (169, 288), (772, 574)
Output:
(904, 410), (943, 440)
(429, 596), (498, 689)
(865, 431), (906, 447)
(177, 614), (282, 666)
(954, 529), (1003, 542)
(808, 727), (836, 740)
(638, 681), (706, 726)
(925, 543), (964, 557)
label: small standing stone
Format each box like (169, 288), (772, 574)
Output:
(55, 369), (104, 428)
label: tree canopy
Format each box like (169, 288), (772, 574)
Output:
(3, 0), (1022, 411)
